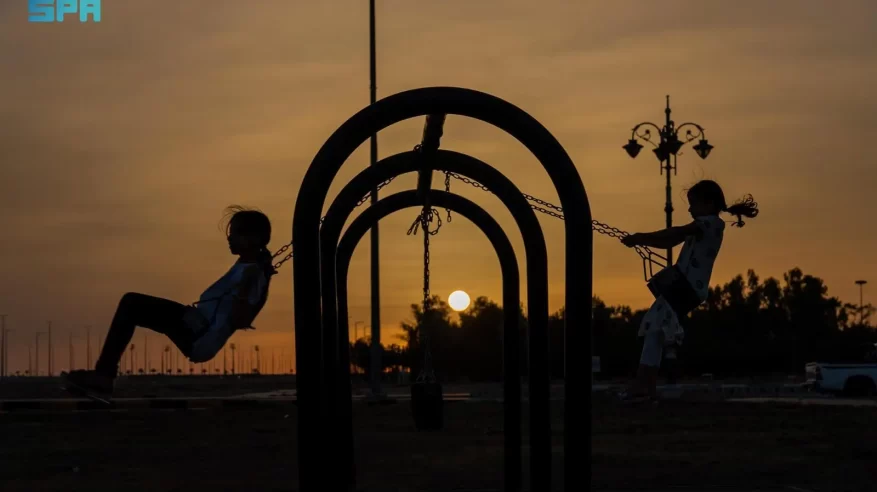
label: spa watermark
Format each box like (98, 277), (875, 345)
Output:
(29, 0), (101, 23)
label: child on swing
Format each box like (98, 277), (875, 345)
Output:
(619, 180), (758, 402)
(63, 206), (276, 399)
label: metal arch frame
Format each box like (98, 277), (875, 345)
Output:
(292, 86), (593, 491)
(335, 190), (522, 491)
(319, 150), (548, 491)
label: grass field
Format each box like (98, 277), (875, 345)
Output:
(1, 378), (875, 491)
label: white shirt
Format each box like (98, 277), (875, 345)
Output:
(638, 215), (725, 340)
(187, 262), (268, 362)
(675, 214), (725, 301)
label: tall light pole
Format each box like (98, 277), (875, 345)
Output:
(368, 0), (384, 399)
(623, 95), (714, 264)
(855, 280), (868, 325)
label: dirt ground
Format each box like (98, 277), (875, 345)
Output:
(2, 392), (876, 492)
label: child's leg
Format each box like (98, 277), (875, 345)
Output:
(637, 327), (663, 398)
(94, 292), (192, 378)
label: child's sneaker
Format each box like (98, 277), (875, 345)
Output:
(62, 370), (114, 399)
(616, 389), (652, 404)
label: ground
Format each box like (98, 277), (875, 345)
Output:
(1, 378), (876, 491)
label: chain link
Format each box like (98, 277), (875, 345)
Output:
(445, 173), (669, 278)
(273, 169), (668, 279)
(406, 206), (437, 382)
(421, 209), (432, 378)
(444, 172), (452, 223)
(271, 178), (397, 270)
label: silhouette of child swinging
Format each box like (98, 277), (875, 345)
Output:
(619, 180), (759, 403)
(63, 206), (275, 399)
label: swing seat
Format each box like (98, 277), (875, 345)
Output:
(411, 380), (444, 430)
(646, 265), (703, 316)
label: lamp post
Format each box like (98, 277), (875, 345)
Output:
(623, 95), (714, 264)
(855, 280), (868, 325)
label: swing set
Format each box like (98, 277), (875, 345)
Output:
(258, 119), (671, 403)
(274, 86), (715, 491)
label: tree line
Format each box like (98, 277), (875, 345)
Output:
(350, 267), (876, 381)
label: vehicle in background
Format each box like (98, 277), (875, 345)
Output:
(805, 343), (877, 397)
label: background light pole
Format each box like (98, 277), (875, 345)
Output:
(623, 95), (714, 265)
(368, 0), (384, 399)
(855, 280), (868, 325)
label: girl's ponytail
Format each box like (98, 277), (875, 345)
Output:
(724, 194), (759, 227)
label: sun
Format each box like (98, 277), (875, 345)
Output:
(448, 290), (471, 312)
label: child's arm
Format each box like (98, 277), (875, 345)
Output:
(622, 221), (702, 249)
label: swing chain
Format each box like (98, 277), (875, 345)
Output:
(443, 172), (669, 277)
(444, 172), (452, 223)
(356, 176), (397, 207)
(414, 207), (436, 382)
(271, 177), (398, 270)
(406, 208), (443, 236)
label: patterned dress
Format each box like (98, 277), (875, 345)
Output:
(638, 215), (725, 345)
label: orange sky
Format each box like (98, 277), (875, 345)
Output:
(1, 1), (876, 374)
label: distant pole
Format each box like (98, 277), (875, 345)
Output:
(856, 280), (868, 325)
(368, 0), (384, 399)
(86, 325), (92, 369)
(47, 321), (53, 377)
(144, 334), (148, 375)
(272, 349), (275, 375)
(35, 332), (43, 376)
(1, 325), (11, 378)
